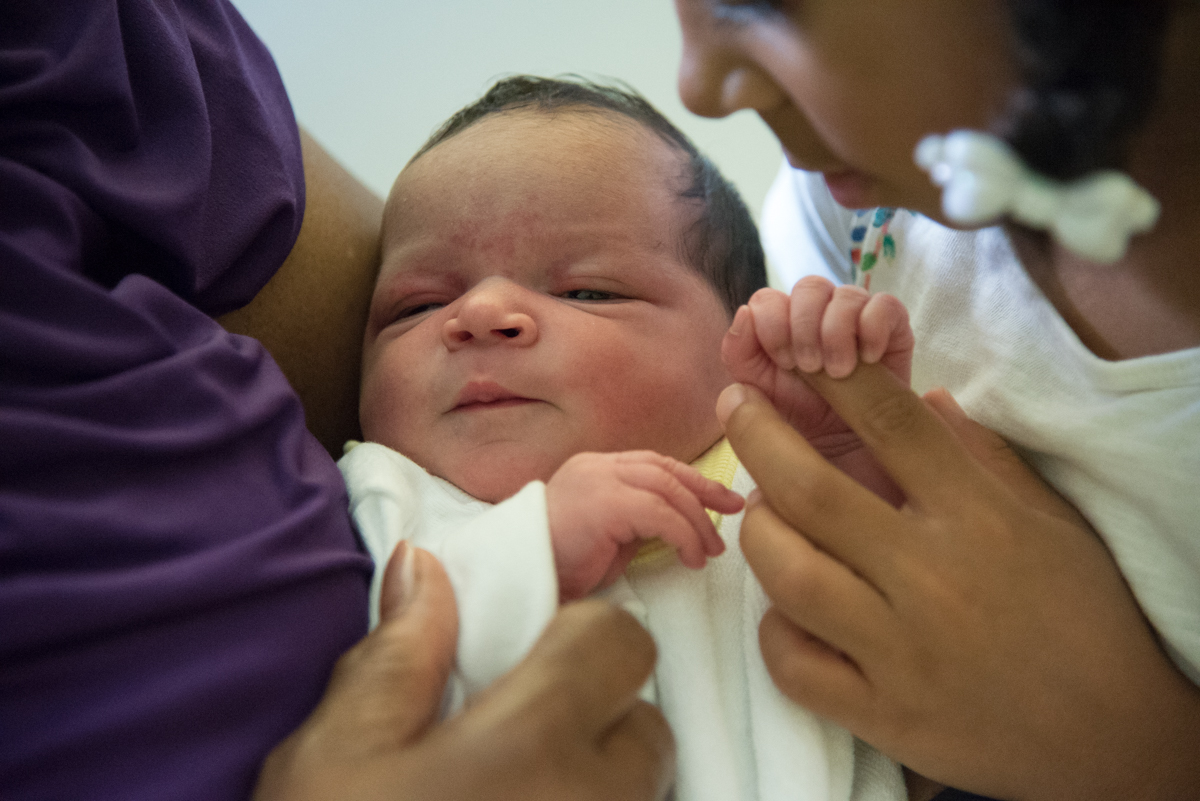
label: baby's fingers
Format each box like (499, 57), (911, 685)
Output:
(858, 292), (913, 383)
(789, 276), (836, 373)
(746, 287), (796, 371)
(722, 305), (771, 386)
(615, 453), (736, 563)
(819, 285), (872, 379)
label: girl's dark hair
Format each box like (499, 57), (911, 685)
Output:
(998, 0), (1171, 179)
(409, 75), (767, 317)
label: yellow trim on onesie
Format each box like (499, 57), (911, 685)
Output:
(630, 438), (739, 568)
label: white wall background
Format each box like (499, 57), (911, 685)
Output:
(232, 0), (783, 221)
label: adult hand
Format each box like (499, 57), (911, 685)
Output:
(717, 367), (1200, 801)
(255, 543), (674, 801)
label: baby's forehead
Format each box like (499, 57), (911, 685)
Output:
(390, 108), (691, 203)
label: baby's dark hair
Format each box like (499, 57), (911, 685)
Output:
(409, 75), (767, 317)
(998, 0), (1171, 179)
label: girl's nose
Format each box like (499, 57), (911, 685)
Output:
(675, 5), (784, 119)
(442, 278), (539, 351)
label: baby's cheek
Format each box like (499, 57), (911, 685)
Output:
(359, 365), (422, 451)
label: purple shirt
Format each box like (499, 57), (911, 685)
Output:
(0, 2), (372, 799)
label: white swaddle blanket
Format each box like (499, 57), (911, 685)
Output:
(339, 440), (903, 801)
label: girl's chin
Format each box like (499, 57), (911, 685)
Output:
(822, 169), (880, 209)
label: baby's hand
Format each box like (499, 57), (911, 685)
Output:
(722, 278), (913, 507)
(546, 451), (744, 602)
(723, 279), (913, 437)
(742, 277), (912, 382)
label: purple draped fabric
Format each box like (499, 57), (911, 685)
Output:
(0, 2), (373, 799)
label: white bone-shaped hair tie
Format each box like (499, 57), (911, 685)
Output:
(914, 130), (1160, 263)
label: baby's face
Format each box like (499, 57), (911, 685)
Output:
(361, 111), (733, 502)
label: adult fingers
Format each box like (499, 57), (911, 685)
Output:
(758, 608), (874, 726)
(799, 364), (996, 513)
(395, 602), (673, 801)
(819, 284), (871, 378)
(717, 383), (902, 581)
(596, 701), (677, 801)
(922, 388), (1091, 528)
(253, 545), (459, 800)
(496, 600), (661, 743)
(747, 287), (796, 370)
(334, 544), (458, 743)
(739, 494), (894, 663)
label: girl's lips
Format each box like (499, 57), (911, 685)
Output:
(822, 170), (878, 209)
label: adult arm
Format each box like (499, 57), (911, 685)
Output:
(717, 371), (1200, 801)
(255, 544), (675, 801)
(219, 129), (384, 457)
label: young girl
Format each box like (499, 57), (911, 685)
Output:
(670, 1), (1200, 799)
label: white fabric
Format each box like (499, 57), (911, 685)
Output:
(338, 442), (905, 801)
(914, 130), (1160, 264)
(763, 164), (1200, 685)
(338, 442), (558, 700)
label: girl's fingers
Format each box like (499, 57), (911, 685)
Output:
(922, 388), (1089, 528)
(717, 383), (903, 584)
(789, 275), (835, 373)
(747, 287), (796, 370)
(798, 364), (998, 513)
(820, 284), (871, 378)
(739, 497), (894, 664)
(757, 608), (875, 726)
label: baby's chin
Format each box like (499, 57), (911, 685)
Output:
(441, 457), (557, 504)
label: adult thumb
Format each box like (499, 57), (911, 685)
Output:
(252, 544), (460, 801)
(341, 543), (459, 745)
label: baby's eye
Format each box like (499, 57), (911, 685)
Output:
(562, 289), (622, 302)
(396, 301), (444, 319)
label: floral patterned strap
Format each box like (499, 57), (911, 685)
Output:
(850, 207), (897, 290)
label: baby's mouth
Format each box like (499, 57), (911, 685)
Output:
(452, 381), (538, 411)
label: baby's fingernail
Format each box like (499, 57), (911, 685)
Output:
(728, 305), (749, 336)
(796, 346), (821, 373)
(859, 344), (882, 365)
(716, 383), (748, 427)
(827, 361), (853, 379)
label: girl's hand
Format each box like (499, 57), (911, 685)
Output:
(547, 451), (742, 601)
(718, 368), (1200, 801)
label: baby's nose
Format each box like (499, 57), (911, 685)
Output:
(442, 279), (539, 350)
